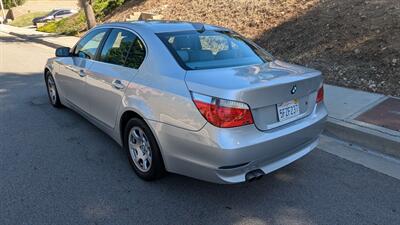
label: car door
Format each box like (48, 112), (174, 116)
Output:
(53, 11), (63, 19)
(56, 28), (109, 112)
(85, 28), (146, 128)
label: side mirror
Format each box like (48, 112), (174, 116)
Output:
(55, 47), (71, 57)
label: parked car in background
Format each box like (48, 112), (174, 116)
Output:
(44, 21), (327, 184)
(32, 9), (77, 25)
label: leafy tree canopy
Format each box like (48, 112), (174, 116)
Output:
(3, 0), (26, 9)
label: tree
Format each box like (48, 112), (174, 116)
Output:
(3, 0), (26, 9)
(79, 0), (96, 29)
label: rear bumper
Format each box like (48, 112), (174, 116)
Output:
(148, 103), (328, 184)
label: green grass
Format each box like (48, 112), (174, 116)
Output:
(10, 11), (49, 27)
(37, 0), (126, 36)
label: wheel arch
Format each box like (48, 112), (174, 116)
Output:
(119, 109), (159, 147)
(119, 109), (167, 168)
(44, 67), (51, 79)
(119, 110), (144, 144)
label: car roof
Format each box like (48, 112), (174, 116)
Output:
(100, 20), (230, 34)
(49, 9), (75, 13)
(52, 9), (73, 11)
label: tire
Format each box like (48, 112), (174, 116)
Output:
(45, 71), (62, 108)
(124, 118), (165, 181)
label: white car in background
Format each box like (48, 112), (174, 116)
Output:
(32, 9), (77, 25)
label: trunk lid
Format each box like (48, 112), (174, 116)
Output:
(185, 60), (323, 130)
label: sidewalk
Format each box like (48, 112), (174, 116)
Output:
(0, 24), (79, 48)
(2, 24), (399, 159)
(324, 85), (400, 159)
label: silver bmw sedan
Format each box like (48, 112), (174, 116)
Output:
(44, 21), (327, 184)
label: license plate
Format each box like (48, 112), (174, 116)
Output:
(277, 99), (300, 121)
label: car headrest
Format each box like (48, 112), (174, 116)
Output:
(173, 36), (195, 50)
(176, 50), (189, 62)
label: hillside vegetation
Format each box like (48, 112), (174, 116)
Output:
(38, 0), (125, 35)
(44, 0), (400, 96)
(106, 0), (400, 96)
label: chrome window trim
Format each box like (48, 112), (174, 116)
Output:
(72, 27), (110, 59)
(77, 25), (149, 70)
(95, 27), (148, 70)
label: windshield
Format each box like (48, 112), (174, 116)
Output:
(157, 30), (273, 70)
(47, 10), (59, 16)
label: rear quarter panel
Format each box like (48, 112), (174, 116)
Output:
(120, 27), (207, 131)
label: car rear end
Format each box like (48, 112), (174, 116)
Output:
(155, 28), (327, 183)
(188, 85), (326, 183)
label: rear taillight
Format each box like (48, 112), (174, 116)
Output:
(316, 86), (324, 103)
(191, 92), (254, 128)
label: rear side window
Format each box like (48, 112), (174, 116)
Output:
(100, 29), (136, 66)
(125, 38), (146, 69)
(99, 29), (146, 69)
(74, 29), (107, 59)
(157, 30), (272, 70)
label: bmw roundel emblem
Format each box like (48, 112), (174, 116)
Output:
(291, 85), (297, 94)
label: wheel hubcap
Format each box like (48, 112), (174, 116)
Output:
(128, 126), (152, 172)
(47, 77), (57, 104)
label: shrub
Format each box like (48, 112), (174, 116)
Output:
(38, 11), (87, 36)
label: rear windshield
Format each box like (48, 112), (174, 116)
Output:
(157, 30), (272, 70)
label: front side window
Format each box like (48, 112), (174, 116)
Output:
(47, 10), (58, 17)
(74, 29), (107, 59)
(157, 30), (272, 70)
(54, 11), (63, 16)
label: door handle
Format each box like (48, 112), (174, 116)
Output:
(79, 70), (86, 77)
(112, 80), (125, 90)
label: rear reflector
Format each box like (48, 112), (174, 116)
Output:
(191, 92), (254, 128)
(316, 86), (324, 103)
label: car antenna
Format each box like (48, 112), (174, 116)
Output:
(192, 22), (205, 33)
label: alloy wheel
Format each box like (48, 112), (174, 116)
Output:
(128, 126), (152, 172)
(47, 76), (57, 105)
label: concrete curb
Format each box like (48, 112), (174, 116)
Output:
(324, 117), (400, 159)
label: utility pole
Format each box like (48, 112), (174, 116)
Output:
(0, 0), (5, 24)
(79, 0), (96, 29)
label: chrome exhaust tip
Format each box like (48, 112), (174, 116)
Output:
(245, 169), (265, 182)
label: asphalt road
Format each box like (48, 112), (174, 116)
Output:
(1, 32), (399, 225)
